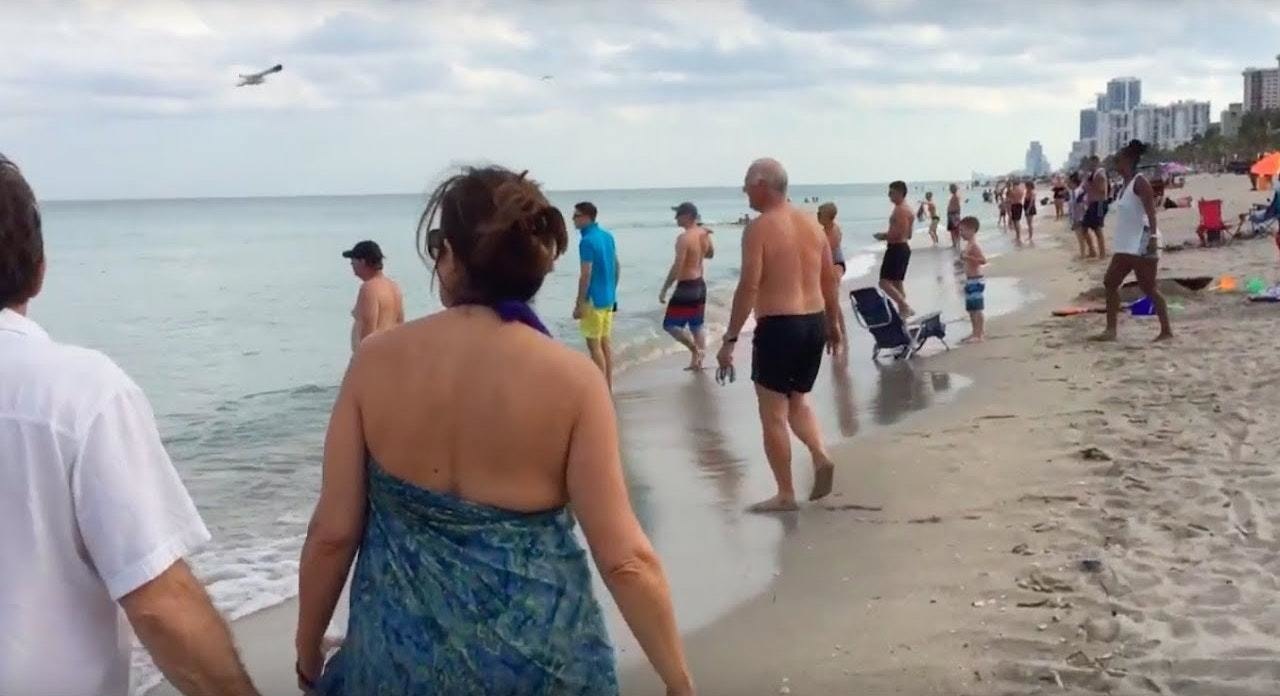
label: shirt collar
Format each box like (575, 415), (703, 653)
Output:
(579, 221), (599, 236)
(0, 308), (50, 340)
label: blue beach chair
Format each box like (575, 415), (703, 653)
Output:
(849, 287), (948, 360)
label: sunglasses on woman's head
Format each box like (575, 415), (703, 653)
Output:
(426, 228), (445, 261)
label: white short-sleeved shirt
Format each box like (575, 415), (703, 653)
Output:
(0, 308), (210, 696)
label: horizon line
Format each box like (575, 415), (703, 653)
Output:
(41, 177), (990, 205)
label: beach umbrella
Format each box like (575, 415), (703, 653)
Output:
(1251, 152), (1280, 177)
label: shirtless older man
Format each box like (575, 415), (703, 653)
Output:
(659, 202), (714, 370)
(342, 240), (404, 351)
(716, 158), (841, 513)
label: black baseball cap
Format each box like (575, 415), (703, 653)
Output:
(342, 240), (384, 263)
(672, 202), (699, 219)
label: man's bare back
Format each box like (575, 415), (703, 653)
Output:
(352, 275), (405, 351)
(675, 227), (712, 281)
(748, 204), (829, 319)
(1086, 168), (1108, 203)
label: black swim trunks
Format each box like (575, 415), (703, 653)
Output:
(1082, 201), (1106, 230)
(1010, 203), (1024, 222)
(946, 211), (961, 232)
(751, 312), (826, 395)
(880, 242), (911, 282)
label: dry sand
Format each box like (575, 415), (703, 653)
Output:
(158, 174), (1280, 695)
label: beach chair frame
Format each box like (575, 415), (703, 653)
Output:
(849, 288), (949, 361)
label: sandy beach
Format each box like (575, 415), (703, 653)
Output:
(154, 173), (1280, 695)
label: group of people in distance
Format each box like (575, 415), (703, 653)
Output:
(993, 177), (1039, 244)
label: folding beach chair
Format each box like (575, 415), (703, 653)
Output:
(849, 287), (948, 361)
(1195, 199), (1228, 246)
(1246, 194), (1280, 238)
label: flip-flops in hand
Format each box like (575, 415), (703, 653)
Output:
(715, 364), (736, 385)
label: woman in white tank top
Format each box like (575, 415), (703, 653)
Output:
(1092, 139), (1173, 342)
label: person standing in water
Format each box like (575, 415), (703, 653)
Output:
(572, 202), (620, 390)
(1008, 179), (1026, 244)
(343, 240), (405, 352)
(716, 158), (842, 513)
(946, 182), (962, 248)
(817, 202), (848, 351)
(1023, 180), (1038, 242)
(922, 191), (940, 246)
(879, 180), (914, 316)
(1092, 140), (1172, 343)
(659, 202), (714, 370)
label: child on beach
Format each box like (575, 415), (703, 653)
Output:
(959, 216), (986, 343)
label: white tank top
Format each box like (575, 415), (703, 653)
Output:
(1112, 175), (1155, 256)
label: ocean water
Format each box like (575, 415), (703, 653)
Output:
(32, 181), (1000, 691)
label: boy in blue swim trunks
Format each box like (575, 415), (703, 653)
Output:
(959, 216), (987, 343)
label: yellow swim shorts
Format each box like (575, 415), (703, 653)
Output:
(579, 307), (614, 340)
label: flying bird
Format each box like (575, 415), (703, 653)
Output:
(540, 75), (554, 81)
(236, 64), (283, 87)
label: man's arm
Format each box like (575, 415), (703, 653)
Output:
(577, 262), (592, 310)
(703, 229), (715, 259)
(122, 561), (259, 696)
(353, 284), (379, 344)
(725, 221), (764, 339)
(614, 252), (621, 293)
(660, 238), (687, 299)
(72, 383), (255, 695)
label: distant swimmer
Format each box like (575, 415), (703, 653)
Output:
(717, 158), (841, 513)
(343, 240), (404, 352)
(235, 64), (282, 86)
(659, 202), (714, 370)
(880, 180), (914, 317)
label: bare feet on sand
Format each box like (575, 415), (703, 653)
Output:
(1153, 332), (1174, 342)
(747, 494), (799, 513)
(809, 462), (835, 501)
(683, 351), (704, 371)
(1088, 331), (1117, 342)
(960, 335), (984, 344)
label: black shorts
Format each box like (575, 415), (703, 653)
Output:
(880, 242), (911, 282)
(751, 312), (826, 395)
(1010, 203), (1024, 222)
(1082, 201), (1106, 230)
(946, 211), (961, 232)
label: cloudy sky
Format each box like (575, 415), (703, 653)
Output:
(3, 0), (1279, 200)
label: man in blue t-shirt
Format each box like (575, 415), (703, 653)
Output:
(571, 201), (619, 389)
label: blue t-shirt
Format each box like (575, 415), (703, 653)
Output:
(577, 222), (617, 309)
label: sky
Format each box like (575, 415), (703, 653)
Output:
(3, 0), (1280, 200)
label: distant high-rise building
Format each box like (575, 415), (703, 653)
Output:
(1079, 108), (1098, 139)
(1222, 102), (1245, 138)
(1024, 141), (1050, 177)
(1095, 93), (1106, 112)
(1106, 77), (1142, 113)
(1243, 55), (1280, 112)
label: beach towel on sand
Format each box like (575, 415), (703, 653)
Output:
(316, 459), (617, 696)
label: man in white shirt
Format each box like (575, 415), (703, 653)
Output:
(0, 154), (259, 696)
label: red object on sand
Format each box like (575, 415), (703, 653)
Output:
(1195, 199), (1227, 245)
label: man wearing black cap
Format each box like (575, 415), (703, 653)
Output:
(342, 240), (404, 352)
(659, 202), (714, 370)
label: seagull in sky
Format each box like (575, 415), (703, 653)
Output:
(236, 64), (283, 87)
(540, 75), (554, 81)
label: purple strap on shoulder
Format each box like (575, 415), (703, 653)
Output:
(490, 300), (551, 336)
